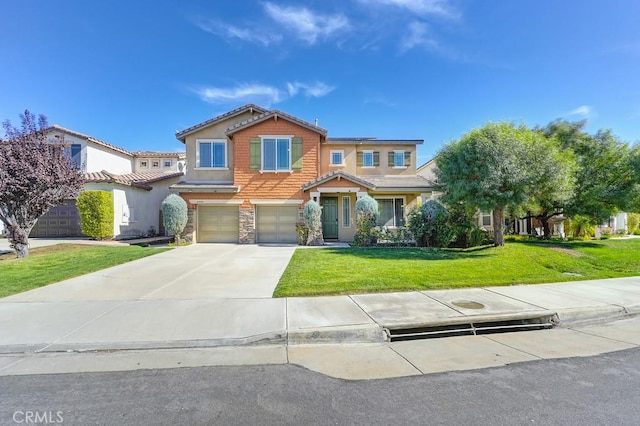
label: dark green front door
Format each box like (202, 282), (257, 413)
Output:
(321, 197), (339, 239)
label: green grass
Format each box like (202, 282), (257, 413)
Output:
(0, 244), (170, 298)
(273, 238), (640, 297)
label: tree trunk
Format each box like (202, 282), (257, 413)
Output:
(493, 207), (505, 247)
(541, 216), (552, 240)
(7, 222), (31, 258)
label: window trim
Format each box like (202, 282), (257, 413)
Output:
(151, 160), (160, 168)
(375, 196), (406, 227)
(342, 196), (351, 228)
(362, 150), (374, 168)
(260, 135), (293, 172)
(164, 160), (172, 168)
(196, 138), (228, 170)
(330, 150), (345, 167)
(393, 150), (407, 168)
(140, 160), (148, 168)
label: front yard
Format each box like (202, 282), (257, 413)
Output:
(0, 244), (169, 298)
(273, 238), (640, 297)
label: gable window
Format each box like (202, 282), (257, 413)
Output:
(342, 196), (351, 228)
(197, 139), (227, 168)
(377, 198), (405, 227)
(64, 144), (82, 169)
(164, 160), (172, 167)
(330, 150), (344, 166)
(140, 160), (148, 168)
(262, 137), (291, 171)
(152, 160), (160, 168)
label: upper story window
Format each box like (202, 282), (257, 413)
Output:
(152, 160), (160, 168)
(389, 150), (410, 168)
(358, 150), (379, 168)
(197, 139), (227, 169)
(140, 160), (148, 168)
(330, 150), (344, 166)
(164, 160), (172, 168)
(64, 144), (82, 170)
(262, 137), (290, 171)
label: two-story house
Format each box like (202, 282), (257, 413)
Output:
(29, 126), (185, 239)
(172, 104), (433, 243)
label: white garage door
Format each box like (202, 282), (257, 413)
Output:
(197, 206), (239, 243)
(256, 206), (298, 243)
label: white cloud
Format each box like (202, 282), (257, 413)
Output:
(193, 18), (282, 46)
(567, 105), (596, 119)
(400, 21), (440, 53)
(262, 2), (350, 44)
(192, 81), (335, 107)
(357, 0), (459, 19)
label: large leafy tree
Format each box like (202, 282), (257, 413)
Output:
(436, 122), (556, 246)
(543, 120), (640, 224)
(0, 110), (84, 258)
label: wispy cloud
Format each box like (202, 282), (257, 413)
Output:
(400, 21), (440, 53)
(567, 105), (596, 119)
(193, 18), (282, 46)
(357, 0), (460, 19)
(363, 96), (397, 107)
(262, 2), (350, 44)
(191, 81), (335, 107)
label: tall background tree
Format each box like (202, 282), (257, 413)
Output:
(0, 110), (84, 258)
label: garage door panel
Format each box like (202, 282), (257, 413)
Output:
(257, 206), (298, 243)
(30, 200), (83, 238)
(197, 206), (239, 243)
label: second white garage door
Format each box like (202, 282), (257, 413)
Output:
(256, 206), (298, 243)
(197, 206), (239, 243)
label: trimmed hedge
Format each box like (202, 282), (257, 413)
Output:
(161, 194), (188, 241)
(76, 190), (114, 240)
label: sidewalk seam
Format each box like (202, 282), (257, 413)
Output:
(388, 345), (425, 375)
(482, 335), (544, 360)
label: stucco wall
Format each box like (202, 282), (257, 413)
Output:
(85, 144), (133, 174)
(320, 143), (417, 176)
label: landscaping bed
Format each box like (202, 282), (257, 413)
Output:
(0, 244), (170, 298)
(274, 238), (640, 297)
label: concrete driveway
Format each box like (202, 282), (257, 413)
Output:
(1, 244), (297, 302)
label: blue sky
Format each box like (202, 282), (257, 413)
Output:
(2, 1), (639, 166)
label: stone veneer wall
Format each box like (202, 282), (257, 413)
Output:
(183, 208), (195, 243)
(239, 208), (255, 244)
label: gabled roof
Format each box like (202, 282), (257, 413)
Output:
(417, 157), (437, 172)
(48, 125), (133, 157)
(302, 170), (375, 191)
(325, 137), (423, 145)
(175, 104), (268, 142)
(302, 171), (434, 192)
(84, 170), (184, 191)
(132, 151), (186, 159)
(225, 109), (328, 137)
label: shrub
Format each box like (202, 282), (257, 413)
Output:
(161, 194), (188, 243)
(353, 196), (379, 246)
(408, 200), (455, 248)
(447, 203), (489, 248)
(564, 215), (596, 238)
(296, 222), (308, 245)
(628, 213), (639, 234)
(303, 201), (323, 246)
(76, 190), (114, 240)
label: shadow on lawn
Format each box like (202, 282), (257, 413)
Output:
(320, 245), (495, 261)
(511, 239), (607, 250)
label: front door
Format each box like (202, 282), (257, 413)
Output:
(321, 197), (339, 239)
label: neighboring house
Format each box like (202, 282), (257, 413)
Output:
(28, 126), (185, 239)
(172, 104), (433, 243)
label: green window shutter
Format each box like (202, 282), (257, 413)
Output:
(373, 151), (380, 167)
(291, 137), (303, 171)
(250, 137), (261, 170)
(404, 151), (411, 167)
(388, 152), (394, 166)
(357, 151), (363, 167)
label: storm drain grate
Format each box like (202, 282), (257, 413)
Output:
(387, 315), (556, 342)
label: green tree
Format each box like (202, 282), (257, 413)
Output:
(76, 190), (114, 240)
(303, 200), (323, 246)
(543, 121), (640, 224)
(161, 194), (187, 243)
(436, 122), (544, 246)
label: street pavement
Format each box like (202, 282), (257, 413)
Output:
(1, 241), (640, 379)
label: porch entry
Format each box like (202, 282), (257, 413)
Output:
(321, 197), (339, 239)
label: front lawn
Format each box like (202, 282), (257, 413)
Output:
(0, 244), (170, 298)
(273, 238), (640, 297)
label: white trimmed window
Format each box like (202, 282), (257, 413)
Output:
(164, 160), (172, 167)
(342, 196), (351, 228)
(376, 198), (405, 227)
(197, 139), (227, 169)
(152, 160), (160, 168)
(363, 151), (374, 167)
(262, 137), (291, 171)
(481, 212), (492, 226)
(394, 151), (405, 167)
(330, 150), (344, 166)
(140, 160), (148, 168)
